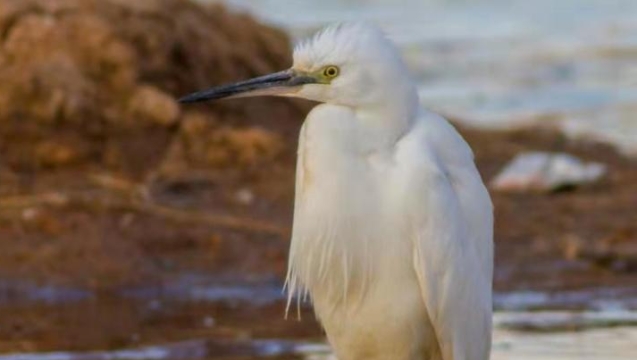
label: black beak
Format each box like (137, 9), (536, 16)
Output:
(178, 69), (316, 103)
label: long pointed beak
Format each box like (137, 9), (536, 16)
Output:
(178, 69), (316, 103)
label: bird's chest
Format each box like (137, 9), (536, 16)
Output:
(292, 138), (433, 359)
(298, 124), (397, 241)
(298, 114), (396, 207)
(291, 116), (415, 301)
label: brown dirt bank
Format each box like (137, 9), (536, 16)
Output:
(0, 0), (305, 179)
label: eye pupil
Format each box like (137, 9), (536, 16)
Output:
(324, 66), (338, 77)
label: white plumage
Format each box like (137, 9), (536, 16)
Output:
(286, 24), (493, 360)
(180, 22), (493, 360)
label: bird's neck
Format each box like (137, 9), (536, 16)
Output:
(354, 84), (419, 151)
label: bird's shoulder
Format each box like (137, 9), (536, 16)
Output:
(395, 110), (474, 179)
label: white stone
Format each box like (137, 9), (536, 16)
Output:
(490, 152), (606, 192)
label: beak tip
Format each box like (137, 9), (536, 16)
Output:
(177, 94), (201, 104)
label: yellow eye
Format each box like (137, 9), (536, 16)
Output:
(322, 65), (339, 78)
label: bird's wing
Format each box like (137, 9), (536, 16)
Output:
(407, 116), (493, 360)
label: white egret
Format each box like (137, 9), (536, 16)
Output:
(180, 23), (493, 360)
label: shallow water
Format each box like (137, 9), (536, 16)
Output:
(1, 278), (636, 359)
(1, 308), (636, 359)
(209, 0), (637, 155)
(4, 274), (637, 310)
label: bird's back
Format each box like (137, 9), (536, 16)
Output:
(412, 110), (494, 283)
(393, 110), (493, 360)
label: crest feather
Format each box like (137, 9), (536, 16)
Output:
(293, 22), (390, 70)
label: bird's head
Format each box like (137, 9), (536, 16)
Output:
(179, 23), (416, 109)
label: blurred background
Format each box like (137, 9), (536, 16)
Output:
(0, 0), (635, 359)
